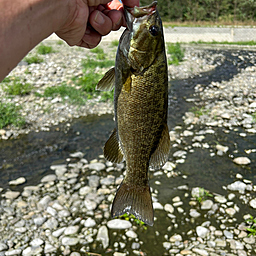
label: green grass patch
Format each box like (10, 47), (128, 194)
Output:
(0, 102), (25, 129)
(120, 213), (147, 229)
(189, 106), (209, 117)
(196, 187), (213, 203)
(82, 58), (114, 70)
(167, 42), (185, 65)
(36, 44), (54, 55)
(190, 40), (256, 46)
(111, 40), (119, 47)
(1, 77), (33, 96)
(90, 47), (106, 60)
(24, 55), (44, 64)
(245, 215), (256, 237)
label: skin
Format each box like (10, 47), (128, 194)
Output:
(0, 0), (139, 81)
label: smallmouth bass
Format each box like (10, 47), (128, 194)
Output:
(96, 1), (170, 226)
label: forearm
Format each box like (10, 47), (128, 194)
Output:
(0, 0), (69, 81)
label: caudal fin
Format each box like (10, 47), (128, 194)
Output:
(111, 182), (154, 226)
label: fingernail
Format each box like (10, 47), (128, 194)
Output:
(94, 11), (105, 25)
(115, 15), (122, 27)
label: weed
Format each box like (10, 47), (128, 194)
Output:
(90, 47), (106, 60)
(196, 187), (213, 203)
(120, 213), (148, 229)
(57, 40), (64, 45)
(190, 40), (256, 46)
(24, 55), (43, 64)
(189, 106), (209, 117)
(111, 40), (119, 47)
(0, 101), (25, 129)
(37, 44), (54, 55)
(1, 77), (33, 96)
(82, 58), (114, 70)
(245, 215), (256, 237)
(167, 42), (185, 65)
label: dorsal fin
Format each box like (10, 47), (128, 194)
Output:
(96, 67), (115, 91)
(103, 128), (124, 163)
(149, 123), (171, 169)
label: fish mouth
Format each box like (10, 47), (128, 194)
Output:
(124, 1), (157, 31)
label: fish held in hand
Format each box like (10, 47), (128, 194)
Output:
(96, 1), (170, 226)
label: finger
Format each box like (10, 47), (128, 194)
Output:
(87, 0), (111, 7)
(78, 27), (102, 48)
(106, 10), (125, 30)
(89, 9), (113, 36)
(122, 0), (139, 7)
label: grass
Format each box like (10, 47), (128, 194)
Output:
(189, 106), (209, 117)
(36, 57), (115, 104)
(36, 44), (54, 55)
(166, 42), (185, 65)
(120, 213), (148, 229)
(90, 47), (106, 60)
(245, 215), (256, 237)
(196, 187), (213, 203)
(190, 40), (256, 46)
(1, 77), (33, 96)
(24, 55), (44, 64)
(0, 102), (25, 129)
(111, 40), (119, 47)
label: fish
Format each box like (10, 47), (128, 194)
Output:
(96, 1), (170, 226)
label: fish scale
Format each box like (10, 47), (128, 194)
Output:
(96, 1), (170, 226)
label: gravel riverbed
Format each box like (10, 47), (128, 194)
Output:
(0, 41), (256, 256)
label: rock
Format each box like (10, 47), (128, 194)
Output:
(88, 162), (105, 171)
(3, 191), (20, 200)
(192, 248), (209, 256)
(5, 249), (22, 256)
(44, 243), (57, 253)
(107, 219), (132, 229)
(0, 242), (8, 252)
(227, 181), (247, 193)
(100, 175), (115, 185)
(30, 238), (44, 247)
(191, 187), (201, 198)
(113, 253), (126, 256)
(43, 217), (58, 230)
(70, 253), (81, 256)
(33, 217), (46, 226)
(162, 161), (176, 171)
(163, 242), (171, 250)
(9, 177), (26, 186)
(70, 152), (84, 158)
(216, 144), (229, 153)
(224, 230), (233, 239)
(37, 195), (52, 210)
(96, 226), (109, 249)
(196, 226), (209, 238)
(153, 202), (164, 210)
(83, 217), (96, 228)
(84, 199), (97, 210)
(225, 207), (236, 216)
(88, 175), (100, 188)
(190, 209), (201, 218)
(243, 235), (255, 244)
(249, 198), (256, 209)
(61, 237), (80, 246)
(214, 195), (227, 203)
(79, 186), (91, 196)
(126, 230), (137, 239)
(131, 242), (140, 250)
(173, 150), (187, 158)
(169, 234), (182, 242)
(40, 174), (57, 183)
(52, 227), (66, 237)
(215, 238), (226, 247)
(164, 204), (174, 213)
(201, 200), (213, 210)
(64, 225), (79, 235)
(233, 157), (251, 165)
(229, 239), (244, 250)
(46, 206), (57, 217)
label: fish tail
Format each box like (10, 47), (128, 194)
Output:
(111, 182), (154, 226)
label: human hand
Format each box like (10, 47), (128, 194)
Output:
(55, 0), (139, 49)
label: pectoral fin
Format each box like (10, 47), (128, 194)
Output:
(104, 128), (124, 163)
(96, 67), (115, 91)
(149, 123), (171, 169)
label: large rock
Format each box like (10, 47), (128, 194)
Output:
(107, 219), (132, 229)
(96, 226), (109, 249)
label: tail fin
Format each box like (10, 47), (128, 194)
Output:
(111, 182), (154, 226)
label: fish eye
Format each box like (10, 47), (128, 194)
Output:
(149, 25), (159, 36)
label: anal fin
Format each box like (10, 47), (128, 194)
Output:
(104, 128), (124, 163)
(150, 123), (171, 169)
(111, 182), (154, 226)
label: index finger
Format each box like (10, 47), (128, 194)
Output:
(122, 0), (139, 7)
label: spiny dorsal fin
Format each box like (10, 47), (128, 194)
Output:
(149, 123), (171, 169)
(104, 128), (124, 163)
(96, 67), (115, 91)
(111, 182), (154, 226)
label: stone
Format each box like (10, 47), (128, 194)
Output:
(201, 200), (213, 210)
(243, 235), (255, 244)
(196, 226), (209, 238)
(107, 219), (132, 229)
(169, 234), (182, 242)
(131, 242), (140, 250)
(64, 225), (79, 235)
(96, 226), (109, 249)
(52, 227), (66, 237)
(44, 243), (57, 253)
(215, 238), (226, 247)
(84, 199), (97, 210)
(37, 195), (52, 210)
(88, 162), (105, 171)
(224, 230), (233, 239)
(233, 157), (251, 165)
(33, 217), (46, 226)
(216, 144), (229, 153)
(229, 240), (244, 250)
(30, 238), (44, 247)
(162, 161), (176, 171)
(79, 186), (91, 196)
(88, 175), (100, 188)
(0, 242), (8, 252)
(46, 206), (57, 217)
(9, 177), (26, 186)
(3, 191), (20, 200)
(113, 253), (126, 256)
(225, 208), (236, 216)
(70, 253), (81, 256)
(70, 152), (84, 158)
(84, 217), (96, 228)
(192, 248), (209, 256)
(227, 181), (247, 193)
(153, 202), (164, 210)
(40, 174), (57, 183)
(249, 198), (256, 209)
(164, 204), (174, 213)
(214, 195), (227, 203)
(100, 175), (115, 185)
(173, 150), (187, 158)
(61, 237), (80, 246)
(43, 217), (58, 230)
(126, 230), (137, 239)
(5, 249), (22, 256)
(163, 242), (171, 250)
(190, 209), (201, 218)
